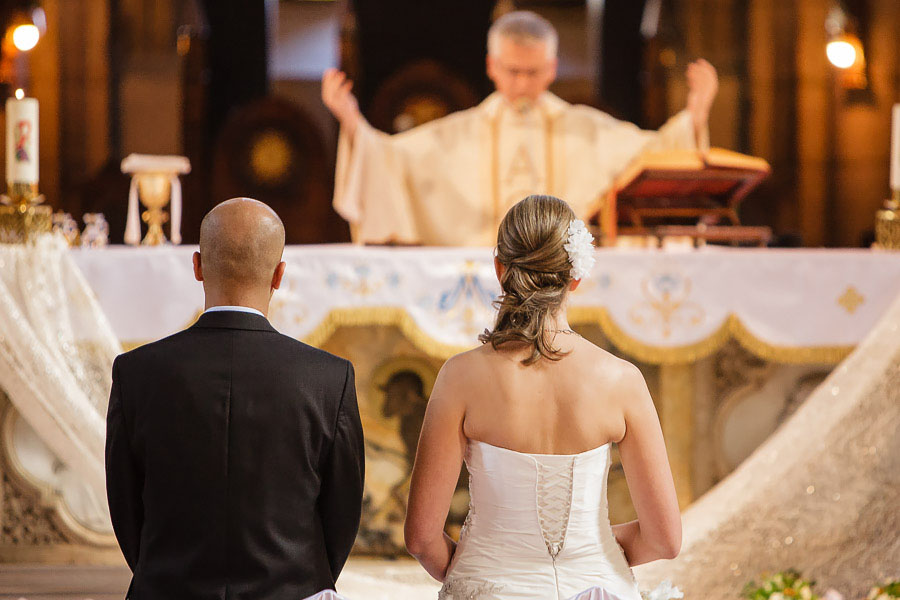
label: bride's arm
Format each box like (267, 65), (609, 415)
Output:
(612, 362), (682, 566)
(404, 357), (468, 581)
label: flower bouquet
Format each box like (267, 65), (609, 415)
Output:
(743, 570), (817, 600)
(866, 580), (900, 600)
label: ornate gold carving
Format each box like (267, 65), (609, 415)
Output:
(0, 472), (67, 545)
(0, 397), (118, 549)
(713, 340), (769, 400)
(837, 285), (865, 314)
(874, 193), (900, 250)
(0, 204), (52, 244)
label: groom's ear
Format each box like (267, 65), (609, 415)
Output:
(271, 261), (286, 290)
(192, 252), (204, 282)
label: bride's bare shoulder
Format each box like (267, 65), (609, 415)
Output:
(431, 345), (490, 390)
(578, 339), (647, 391)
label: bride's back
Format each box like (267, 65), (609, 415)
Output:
(459, 338), (629, 456)
(405, 195), (680, 598)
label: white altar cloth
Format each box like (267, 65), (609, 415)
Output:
(72, 245), (900, 364)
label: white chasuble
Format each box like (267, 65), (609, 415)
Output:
(334, 92), (703, 246)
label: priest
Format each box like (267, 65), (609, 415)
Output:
(323, 10), (718, 246)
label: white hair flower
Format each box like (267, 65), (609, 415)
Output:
(641, 581), (684, 600)
(563, 219), (595, 280)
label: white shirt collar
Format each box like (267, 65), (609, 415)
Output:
(203, 305), (265, 318)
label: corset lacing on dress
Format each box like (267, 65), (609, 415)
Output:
(536, 457), (576, 596)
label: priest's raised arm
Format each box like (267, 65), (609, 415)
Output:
(322, 11), (718, 246)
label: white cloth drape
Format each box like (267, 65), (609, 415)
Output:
(0, 235), (121, 531)
(635, 292), (900, 597)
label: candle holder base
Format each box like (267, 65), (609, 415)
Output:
(874, 192), (900, 250)
(0, 183), (50, 244)
(6, 182), (41, 205)
(0, 201), (52, 244)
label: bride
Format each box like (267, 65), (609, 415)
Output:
(404, 195), (681, 600)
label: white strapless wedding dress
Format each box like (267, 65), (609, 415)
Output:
(439, 439), (642, 600)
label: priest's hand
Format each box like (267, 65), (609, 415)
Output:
(685, 59), (718, 133)
(322, 68), (361, 137)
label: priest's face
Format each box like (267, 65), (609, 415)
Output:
(487, 38), (558, 108)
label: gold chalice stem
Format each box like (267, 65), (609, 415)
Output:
(136, 173), (171, 246)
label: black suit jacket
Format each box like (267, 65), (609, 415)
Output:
(106, 310), (365, 599)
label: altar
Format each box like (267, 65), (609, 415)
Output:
(1, 239), (899, 564)
(72, 244), (900, 360)
(64, 243), (900, 556)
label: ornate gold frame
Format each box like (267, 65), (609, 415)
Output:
(0, 396), (120, 558)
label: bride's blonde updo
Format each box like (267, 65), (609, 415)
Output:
(479, 194), (578, 365)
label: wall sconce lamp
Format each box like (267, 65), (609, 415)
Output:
(825, 3), (867, 90)
(5, 4), (46, 53)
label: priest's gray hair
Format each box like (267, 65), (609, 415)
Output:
(488, 11), (558, 59)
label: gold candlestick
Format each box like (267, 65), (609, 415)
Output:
(0, 182), (51, 244)
(875, 190), (900, 250)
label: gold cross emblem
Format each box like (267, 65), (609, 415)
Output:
(837, 286), (865, 314)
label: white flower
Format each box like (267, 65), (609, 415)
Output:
(641, 580), (684, 600)
(563, 219), (595, 280)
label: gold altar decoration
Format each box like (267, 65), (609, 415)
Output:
(874, 191), (900, 250)
(0, 182), (50, 244)
(136, 172), (172, 246)
(295, 306), (854, 367)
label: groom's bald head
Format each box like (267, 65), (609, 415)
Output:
(198, 198), (285, 291)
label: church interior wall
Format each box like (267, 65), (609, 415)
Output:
(7, 0), (900, 248)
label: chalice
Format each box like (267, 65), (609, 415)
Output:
(136, 172), (171, 246)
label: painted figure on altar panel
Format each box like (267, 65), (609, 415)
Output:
(322, 11), (719, 246)
(356, 364), (470, 554)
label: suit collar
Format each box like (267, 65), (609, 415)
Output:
(191, 310), (277, 333)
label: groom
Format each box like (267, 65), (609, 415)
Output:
(106, 198), (365, 598)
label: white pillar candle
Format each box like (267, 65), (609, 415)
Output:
(5, 96), (39, 186)
(891, 103), (900, 192)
